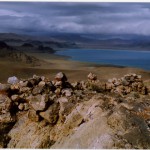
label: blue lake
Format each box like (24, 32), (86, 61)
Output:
(55, 49), (150, 71)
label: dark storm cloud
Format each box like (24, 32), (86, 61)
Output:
(0, 2), (150, 35)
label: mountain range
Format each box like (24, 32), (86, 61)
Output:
(0, 32), (150, 51)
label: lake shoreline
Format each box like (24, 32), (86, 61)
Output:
(0, 51), (150, 84)
(55, 49), (150, 71)
(56, 46), (150, 52)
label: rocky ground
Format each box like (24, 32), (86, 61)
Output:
(0, 72), (150, 148)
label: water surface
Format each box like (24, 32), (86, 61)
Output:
(55, 49), (150, 70)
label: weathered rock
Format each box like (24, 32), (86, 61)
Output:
(0, 112), (15, 123)
(38, 81), (45, 87)
(71, 82), (79, 89)
(0, 73), (150, 148)
(106, 74), (147, 95)
(19, 93), (29, 99)
(0, 94), (16, 129)
(55, 72), (67, 82)
(51, 96), (114, 149)
(19, 81), (28, 87)
(54, 81), (63, 87)
(115, 86), (124, 94)
(28, 77), (41, 86)
(122, 79), (130, 86)
(0, 83), (10, 92)
(58, 97), (69, 103)
(7, 76), (19, 84)
(58, 97), (69, 115)
(24, 103), (30, 111)
(11, 94), (19, 102)
(33, 74), (41, 82)
(80, 81), (87, 90)
(8, 115), (53, 148)
(87, 72), (97, 81)
(141, 86), (147, 95)
(32, 86), (43, 95)
(29, 94), (49, 111)
(107, 101), (150, 148)
(18, 103), (24, 111)
(45, 81), (55, 92)
(137, 75), (142, 79)
(10, 84), (20, 91)
(0, 94), (12, 113)
(58, 97), (74, 122)
(55, 88), (61, 95)
(19, 87), (31, 93)
(106, 83), (114, 90)
(28, 109), (40, 122)
(112, 78), (117, 83)
(39, 103), (60, 124)
(62, 88), (73, 97)
(41, 76), (45, 81)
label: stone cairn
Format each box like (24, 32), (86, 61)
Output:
(0, 72), (148, 126)
(105, 73), (147, 95)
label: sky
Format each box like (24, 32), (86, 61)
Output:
(0, 2), (150, 35)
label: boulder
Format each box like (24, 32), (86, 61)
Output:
(7, 76), (19, 84)
(71, 82), (79, 89)
(41, 76), (45, 81)
(29, 94), (49, 111)
(24, 103), (30, 111)
(87, 72), (97, 81)
(18, 103), (24, 111)
(10, 84), (20, 91)
(0, 112), (15, 123)
(106, 83), (114, 90)
(54, 81), (63, 87)
(0, 94), (12, 113)
(0, 83), (10, 92)
(33, 74), (41, 81)
(19, 81), (29, 87)
(55, 72), (67, 82)
(8, 115), (53, 148)
(19, 87), (31, 93)
(38, 81), (45, 87)
(58, 97), (69, 115)
(55, 88), (61, 95)
(28, 77), (41, 87)
(62, 88), (73, 97)
(58, 97), (75, 122)
(11, 94), (20, 102)
(106, 74), (147, 95)
(0, 73), (150, 148)
(39, 103), (60, 124)
(28, 109), (40, 122)
(32, 86), (43, 95)
(122, 79), (130, 86)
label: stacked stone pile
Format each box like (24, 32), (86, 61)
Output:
(0, 72), (97, 128)
(106, 73), (147, 95)
(0, 72), (150, 148)
(0, 72), (148, 126)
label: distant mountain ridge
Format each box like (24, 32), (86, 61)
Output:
(0, 32), (150, 50)
(0, 33), (77, 49)
(49, 33), (150, 50)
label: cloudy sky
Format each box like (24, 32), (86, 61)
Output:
(0, 2), (150, 35)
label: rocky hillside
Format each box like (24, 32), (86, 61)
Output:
(0, 72), (150, 148)
(0, 41), (40, 66)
